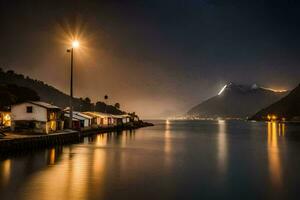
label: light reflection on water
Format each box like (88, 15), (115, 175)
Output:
(0, 159), (11, 186)
(267, 122), (286, 188)
(164, 120), (173, 169)
(217, 120), (227, 174)
(0, 121), (300, 200)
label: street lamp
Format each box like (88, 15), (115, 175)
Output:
(67, 40), (79, 129)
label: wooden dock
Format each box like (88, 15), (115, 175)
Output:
(0, 130), (81, 154)
(0, 122), (153, 155)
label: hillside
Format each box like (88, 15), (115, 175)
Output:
(187, 83), (287, 119)
(250, 83), (300, 121)
(0, 68), (124, 114)
(0, 84), (40, 110)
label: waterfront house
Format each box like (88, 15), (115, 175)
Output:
(11, 101), (64, 134)
(80, 112), (99, 128)
(64, 111), (93, 129)
(82, 112), (102, 127)
(121, 114), (131, 124)
(74, 111), (93, 127)
(83, 112), (116, 127)
(64, 113), (81, 130)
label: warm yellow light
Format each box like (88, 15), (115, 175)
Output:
(3, 113), (11, 126)
(72, 40), (79, 48)
(267, 115), (271, 120)
(272, 115), (277, 120)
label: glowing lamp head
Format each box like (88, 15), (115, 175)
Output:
(72, 40), (79, 48)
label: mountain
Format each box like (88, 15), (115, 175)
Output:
(0, 68), (124, 114)
(250, 83), (300, 121)
(187, 83), (287, 119)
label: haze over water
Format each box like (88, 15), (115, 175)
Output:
(1, 120), (300, 200)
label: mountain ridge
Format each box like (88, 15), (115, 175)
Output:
(250, 83), (300, 121)
(187, 82), (288, 118)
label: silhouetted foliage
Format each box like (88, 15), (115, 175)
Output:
(6, 70), (15, 75)
(0, 84), (40, 110)
(114, 103), (120, 109)
(84, 97), (91, 104)
(94, 101), (123, 114)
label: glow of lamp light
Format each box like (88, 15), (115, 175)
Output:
(72, 40), (79, 48)
(4, 114), (10, 121)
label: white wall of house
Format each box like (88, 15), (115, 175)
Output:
(83, 119), (89, 127)
(122, 117), (130, 123)
(11, 102), (47, 122)
(77, 117), (89, 127)
(74, 113), (92, 127)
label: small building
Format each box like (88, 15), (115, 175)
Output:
(0, 111), (11, 127)
(64, 113), (82, 130)
(64, 111), (93, 129)
(121, 114), (131, 124)
(83, 112), (103, 127)
(11, 101), (64, 134)
(83, 112), (116, 127)
(74, 111), (93, 127)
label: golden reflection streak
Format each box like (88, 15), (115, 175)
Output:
(267, 122), (285, 188)
(121, 132), (127, 147)
(164, 120), (172, 168)
(21, 147), (91, 200)
(49, 148), (56, 165)
(69, 151), (89, 200)
(0, 159), (11, 185)
(96, 134), (107, 147)
(92, 141), (106, 199)
(217, 120), (227, 173)
(164, 120), (172, 153)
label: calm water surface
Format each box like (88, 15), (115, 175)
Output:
(1, 120), (300, 200)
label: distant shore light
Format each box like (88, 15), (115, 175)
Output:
(261, 87), (287, 93)
(218, 85), (228, 95)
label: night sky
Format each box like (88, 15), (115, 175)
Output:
(1, 0), (300, 118)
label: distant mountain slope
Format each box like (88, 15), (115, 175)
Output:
(0, 84), (40, 110)
(0, 69), (124, 114)
(187, 83), (287, 119)
(250, 83), (300, 121)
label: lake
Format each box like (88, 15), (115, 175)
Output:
(1, 120), (300, 200)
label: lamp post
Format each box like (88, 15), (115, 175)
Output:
(67, 40), (79, 129)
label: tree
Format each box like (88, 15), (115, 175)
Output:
(114, 103), (120, 109)
(84, 97), (91, 104)
(6, 70), (15, 75)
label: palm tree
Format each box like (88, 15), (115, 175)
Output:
(104, 95), (108, 113)
(114, 103), (120, 109)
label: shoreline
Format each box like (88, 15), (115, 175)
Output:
(0, 121), (153, 156)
